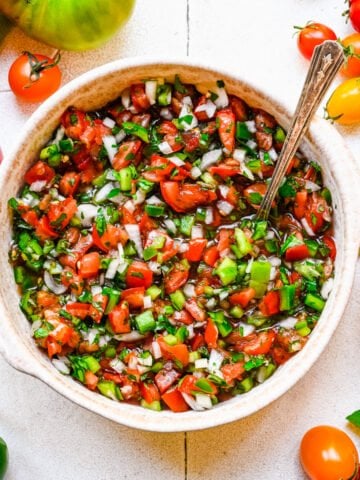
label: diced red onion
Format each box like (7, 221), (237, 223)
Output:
(44, 271), (67, 294)
(246, 139), (257, 150)
(181, 392), (205, 411)
(246, 258), (254, 274)
(53, 126), (65, 146)
(148, 261), (161, 274)
(195, 99), (217, 118)
(216, 200), (234, 216)
(200, 148), (222, 170)
(213, 86), (229, 108)
(305, 180), (321, 192)
(160, 107), (173, 120)
(124, 199), (135, 213)
(219, 184), (230, 198)
(31, 319), (42, 335)
(152, 341), (162, 359)
(52, 358), (70, 375)
(238, 322), (255, 336)
(105, 258), (121, 279)
(143, 296), (153, 309)
(124, 224), (143, 257)
(169, 155), (185, 167)
(301, 218), (316, 237)
(121, 88), (131, 109)
(91, 285), (102, 296)
(158, 141), (173, 155)
(133, 189), (146, 205)
(195, 393), (213, 409)
(218, 290), (229, 301)
(205, 298), (216, 310)
(146, 195), (164, 205)
(191, 225), (204, 239)
(321, 277), (334, 299)
(103, 117), (116, 129)
(269, 256), (281, 267)
(30, 180), (47, 192)
(205, 207), (214, 225)
(95, 182), (117, 203)
(268, 148), (278, 161)
(182, 95), (193, 107)
(208, 349), (224, 373)
(179, 242), (189, 253)
(233, 149), (246, 162)
(102, 135), (118, 163)
(183, 283), (196, 298)
(163, 218), (177, 234)
(110, 358), (126, 373)
(179, 104), (198, 131)
(138, 354), (153, 367)
(114, 331), (146, 343)
(245, 120), (256, 133)
(76, 204), (98, 227)
(265, 230), (275, 240)
(195, 358), (208, 369)
(115, 130), (127, 143)
(190, 166), (202, 179)
(186, 324), (195, 339)
(145, 80), (157, 105)
(277, 317), (298, 329)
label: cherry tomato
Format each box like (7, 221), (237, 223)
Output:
(326, 78), (360, 125)
(300, 425), (359, 480)
(125, 260), (153, 288)
(296, 23), (337, 60)
(8, 51), (61, 102)
(349, 0), (360, 32)
(341, 33), (360, 78)
(160, 181), (217, 213)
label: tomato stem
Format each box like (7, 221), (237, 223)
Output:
(23, 50), (61, 84)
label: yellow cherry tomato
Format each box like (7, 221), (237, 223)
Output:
(326, 78), (360, 125)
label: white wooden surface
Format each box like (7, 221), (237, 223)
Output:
(0, 1), (360, 478)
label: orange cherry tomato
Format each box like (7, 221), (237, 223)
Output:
(341, 33), (360, 78)
(326, 77), (360, 125)
(349, 0), (360, 33)
(300, 425), (359, 480)
(296, 23), (337, 60)
(8, 52), (61, 103)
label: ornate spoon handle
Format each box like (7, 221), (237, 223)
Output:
(256, 40), (344, 221)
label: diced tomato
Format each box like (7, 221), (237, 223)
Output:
(293, 190), (307, 219)
(126, 261), (153, 289)
(37, 291), (59, 308)
(158, 120), (178, 135)
(271, 346), (292, 365)
(322, 235), (336, 261)
(217, 228), (234, 254)
(80, 119), (110, 148)
(204, 319), (218, 349)
(234, 331), (276, 355)
(59, 172), (81, 196)
(157, 337), (189, 367)
(46, 338), (62, 358)
(203, 245), (220, 267)
(112, 140), (142, 171)
(191, 333), (205, 350)
(174, 309), (193, 325)
(162, 388), (189, 412)
(304, 193), (330, 233)
(160, 182), (217, 213)
(71, 144), (92, 172)
(194, 95), (213, 121)
(221, 362), (245, 384)
(225, 185), (239, 206)
(88, 294), (108, 323)
(108, 301), (130, 334)
(258, 290), (280, 317)
(120, 287), (145, 309)
(92, 224), (128, 252)
(229, 288), (256, 308)
(184, 238), (207, 262)
(209, 164), (239, 178)
(139, 382), (161, 403)
(182, 130), (200, 152)
(59, 233), (94, 269)
(35, 215), (58, 241)
(155, 368), (181, 394)
(216, 108), (236, 152)
(243, 183), (267, 208)
(145, 229), (179, 262)
(84, 370), (99, 391)
(164, 262), (189, 294)
(130, 83), (150, 111)
(61, 109), (90, 139)
(284, 244), (310, 262)
(19, 206), (39, 228)
(143, 154), (175, 182)
(24, 161), (55, 185)
(78, 252), (100, 279)
(178, 374), (218, 396)
(184, 298), (206, 321)
(66, 302), (91, 319)
(47, 198), (77, 230)
(61, 267), (84, 296)
(229, 95), (247, 121)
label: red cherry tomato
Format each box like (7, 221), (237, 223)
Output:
(296, 23), (337, 60)
(341, 33), (360, 77)
(350, 0), (360, 32)
(8, 51), (61, 103)
(300, 425), (359, 480)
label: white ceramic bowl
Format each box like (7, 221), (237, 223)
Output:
(0, 58), (359, 432)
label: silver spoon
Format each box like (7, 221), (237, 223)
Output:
(256, 40), (344, 221)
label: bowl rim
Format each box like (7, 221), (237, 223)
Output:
(0, 56), (359, 432)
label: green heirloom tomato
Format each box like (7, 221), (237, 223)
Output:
(0, 0), (135, 51)
(0, 437), (8, 480)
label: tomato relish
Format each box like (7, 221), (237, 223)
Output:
(9, 76), (335, 412)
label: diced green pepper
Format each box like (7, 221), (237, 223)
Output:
(252, 221), (268, 241)
(215, 257), (238, 286)
(238, 376), (254, 393)
(122, 121), (149, 143)
(170, 290), (186, 311)
(137, 178), (155, 193)
(176, 325), (189, 343)
(280, 234), (302, 255)
(146, 285), (162, 301)
(304, 293), (325, 312)
(140, 399), (162, 411)
(119, 167), (133, 191)
(59, 138), (74, 153)
(209, 311), (232, 337)
(274, 126), (286, 143)
(105, 346), (117, 358)
(236, 122), (252, 141)
(234, 228), (253, 258)
(304, 239), (319, 257)
(135, 310), (156, 334)
(195, 378), (214, 393)
(294, 260), (321, 280)
(179, 215), (195, 237)
(84, 356), (101, 374)
(249, 260), (271, 298)
(97, 380), (122, 401)
(163, 334), (178, 346)
(157, 83), (172, 106)
(103, 287), (121, 314)
(230, 306), (244, 319)
(143, 246), (157, 261)
(40, 144), (59, 159)
(144, 204), (165, 217)
(279, 284), (296, 311)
